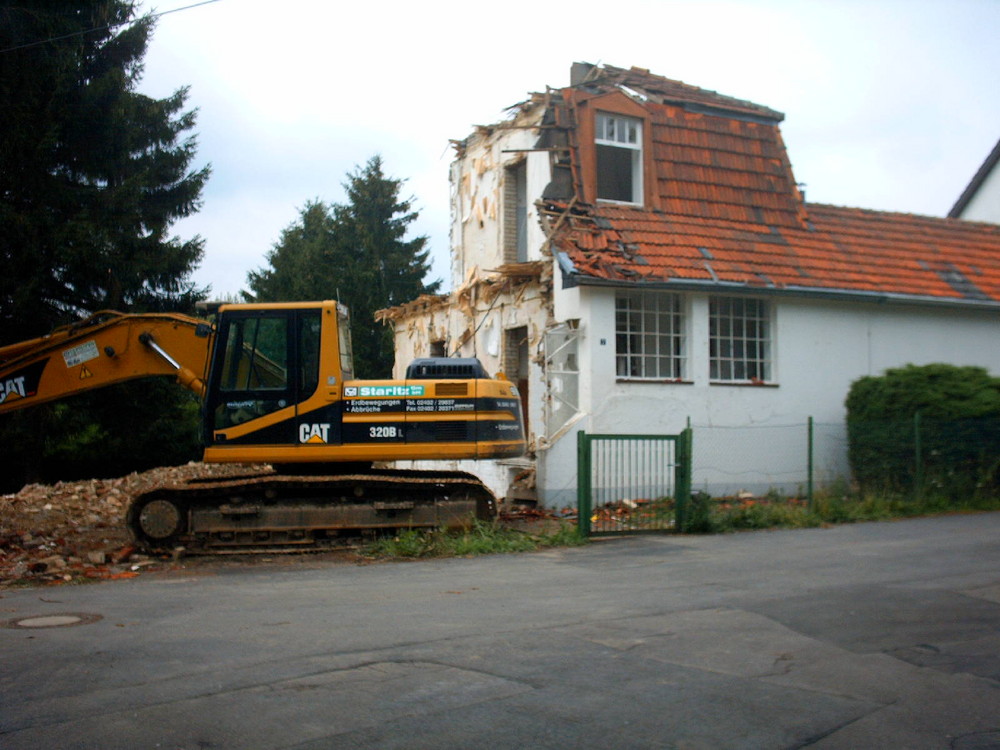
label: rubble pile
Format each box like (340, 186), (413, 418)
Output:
(0, 462), (261, 588)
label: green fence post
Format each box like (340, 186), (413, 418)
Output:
(807, 416), (814, 510)
(914, 411), (923, 501)
(675, 426), (692, 532)
(577, 430), (591, 537)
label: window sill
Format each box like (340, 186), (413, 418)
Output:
(616, 378), (693, 385)
(709, 380), (779, 388)
(597, 198), (644, 207)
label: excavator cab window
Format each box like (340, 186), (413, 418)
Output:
(219, 316), (288, 392)
(337, 304), (355, 381)
(297, 313), (321, 396)
(208, 309), (321, 435)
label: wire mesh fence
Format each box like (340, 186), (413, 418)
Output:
(691, 415), (1000, 503)
(575, 416), (1000, 537)
(690, 420), (849, 500)
(847, 414), (1000, 500)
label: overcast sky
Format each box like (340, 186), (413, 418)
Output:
(137, 0), (1000, 300)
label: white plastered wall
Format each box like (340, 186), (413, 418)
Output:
(536, 283), (1000, 503)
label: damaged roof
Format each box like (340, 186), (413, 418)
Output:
(545, 64), (1000, 308)
(573, 62), (785, 123)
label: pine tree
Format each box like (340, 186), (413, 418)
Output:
(0, 1), (210, 489)
(248, 156), (440, 377)
(247, 201), (340, 301)
(0, 0), (210, 339)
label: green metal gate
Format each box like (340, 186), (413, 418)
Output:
(577, 429), (692, 537)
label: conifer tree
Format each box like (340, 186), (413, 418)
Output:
(0, 0), (210, 339)
(247, 201), (340, 302)
(0, 0), (210, 489)
(248, 156), (440, 377)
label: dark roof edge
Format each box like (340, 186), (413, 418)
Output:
(561, 268), (1000, 312)
(948, 137), (1000, 218)
(681, 101), (782, 125)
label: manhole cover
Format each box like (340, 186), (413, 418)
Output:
(3, 613), (103, 629)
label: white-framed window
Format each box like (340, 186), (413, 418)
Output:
(596, 112), (643, 204)
(709, 296), (772, 382)
(615, 291), (686, 380)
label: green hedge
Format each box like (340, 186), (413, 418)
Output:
(845, 364), (1000, 499)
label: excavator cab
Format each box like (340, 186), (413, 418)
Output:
(205, 305), (325, 439)
(200, 301), (525, 468)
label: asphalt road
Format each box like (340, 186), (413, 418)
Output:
(2, 513), (1000, 750)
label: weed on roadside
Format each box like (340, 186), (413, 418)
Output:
(685, 487), (1000, 533)
(362, 519), (586, 560)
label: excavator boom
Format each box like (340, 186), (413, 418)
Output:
(0, 311), (212, 415)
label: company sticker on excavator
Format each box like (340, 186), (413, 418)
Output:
(62, 340), (99, 368)
(299, 423), (331, 443)
(406, 398), (474, 413)
(344, 385), (425, 398)
(344, 398), (402, 414)
(0, 360), (47, 406)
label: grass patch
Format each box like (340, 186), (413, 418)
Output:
(362, 519), (586, 560)
(683, 488), (1000, 534)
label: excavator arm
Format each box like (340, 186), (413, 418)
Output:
(0, 310), (214, 415)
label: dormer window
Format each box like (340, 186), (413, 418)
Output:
(596, 112), (643, 204)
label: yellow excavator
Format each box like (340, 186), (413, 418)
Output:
(0, 300), (525, 552)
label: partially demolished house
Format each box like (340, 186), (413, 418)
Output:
(379, 63), (1000, 506)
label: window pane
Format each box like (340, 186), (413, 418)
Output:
(213, 314), (291, 431)
(615, 291), (686, 380)
(298, 312), (321, 397)
(709, 296), (772, 382)
(219, 316), (288, 391)
(597, 145), (635, 202)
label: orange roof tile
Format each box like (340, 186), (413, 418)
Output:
(545, 65), (1000, 307)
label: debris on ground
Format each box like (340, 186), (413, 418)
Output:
(588, 498), (676, 532)
(1, 465), (581, 589)
(498, 504), (577, 534)
(0, 462), (264, 589)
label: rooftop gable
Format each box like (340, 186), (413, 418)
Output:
(547, 64), (807, 228)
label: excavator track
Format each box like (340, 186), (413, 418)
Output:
(126, 468), (497, 553)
